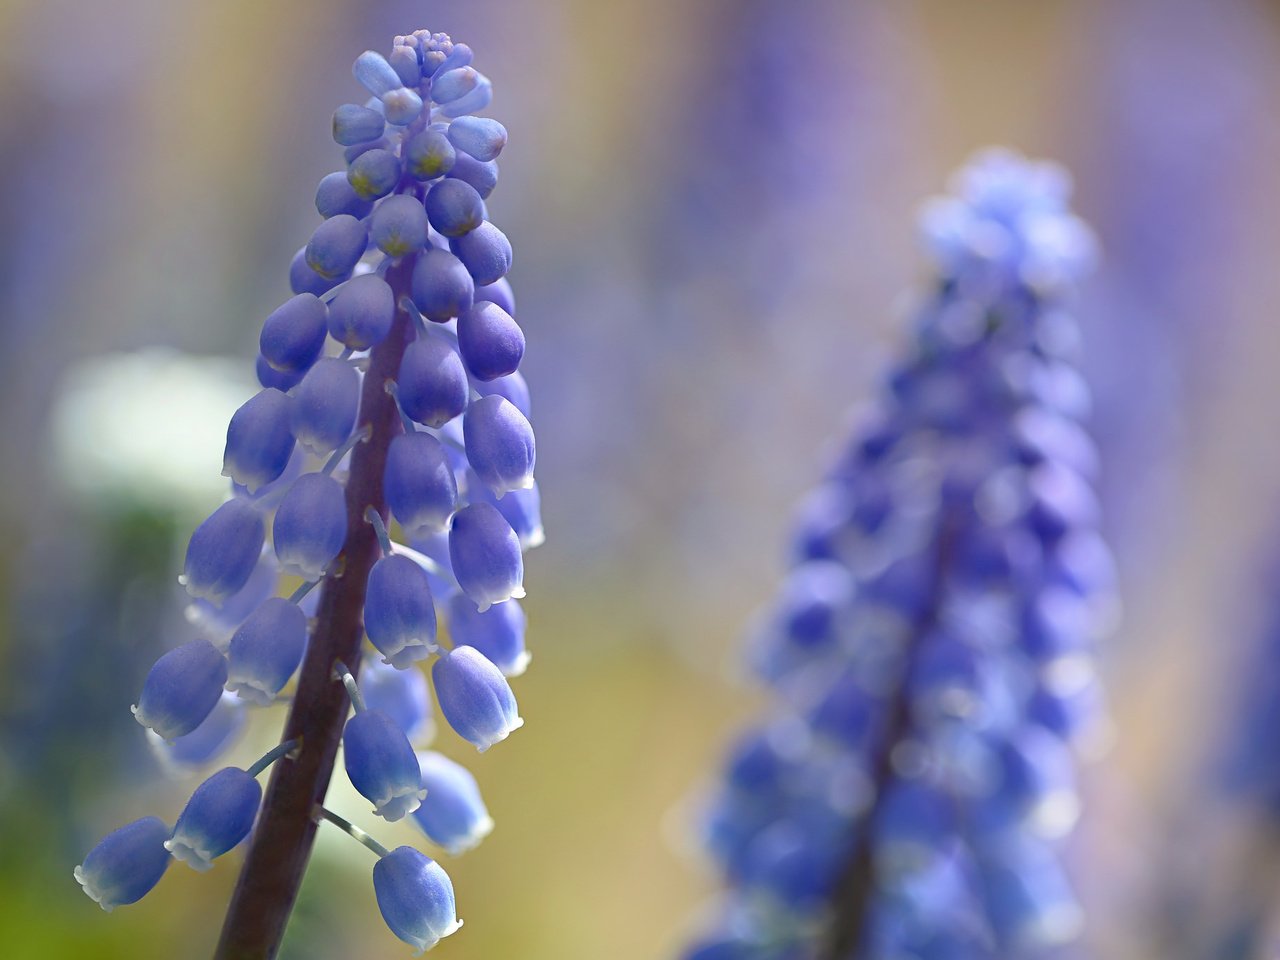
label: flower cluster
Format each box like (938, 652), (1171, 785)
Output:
(75, 29), (540, 954)
(686, 151), (1111, 959)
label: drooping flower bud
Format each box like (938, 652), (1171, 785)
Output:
(226, 598), (309, 705)
(448, 502), (524, 611)
(463, 395), (535, 498)
(133, 638), (228, 740)
(166, 767), (262, 871)
(432, 645), (522, 752)
(412, 751), (493, 854)
(291, 358), (361, 456)
(344, 709), (427, 821)
(74, 817), (171, 911)
(372, 846), (462, 951)
(445, 592), (529, 677)
(222, 388), (296, 492)
(273, 473), (348, 580)
(365, 553), (438, 669)
(362, 658), (435, 746)
(182, 499), (266, 603)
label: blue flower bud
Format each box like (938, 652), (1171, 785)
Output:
(450, 221), (511, 285)
(222, 388), (296, 492)
(463, 395), (535, 497)
(474, 276), (515, 314)
(186, 547), (278, 646)
(273, 473), (348, 580)
(468, 474), (543, 550)
(166, 767), (262, 871)
(397, 337), (469, 428)
(447, 117), (507, 162)
(369, 195), (429, 259)
(227, 598), (309, 704)
(385, 431), (458, 536)
(315, 171), (375, 220)
(306, 214), (367, 280)
(381, 87), (424, 126)
(231, 442), (305, 508)
(405, 129), (456, 180)
(446, 592), (529, 676)
(365, 553), (438, 668)
(291, 357), (361, 455)
(388, 45), (421, 87)
(432, 645), (523, 751)
(447, 153), (498, 199)
(183, 499), (266, 603)
(432, 67), (492, 118)
(259, 293), (328, 375)
(74, 816), (171, 911)
(152, 691), (246, 771)
(372, 846), (462, 951)
(348, 147), (401, 201)
(410, 248), (474, 322)
(344, 709), (427, 821)
(457, 301), (524, 381)
(353, 50), (402, 98)
(332, 103), (386, 147)
(327, 273), (395, 350)
(474, 370), (531, 420)
(424, 178), (486, 238)
(289, 247), (345, 297)
(362, 658), (435, 745)
(431, 42), (473, 79)
(255, 353), (304, 392)
(448, 502), (524, 611)
(412, 751), (493, 854)
(133, 638), (228, 740)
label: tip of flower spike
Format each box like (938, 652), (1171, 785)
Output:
(475, 715), (523, 754)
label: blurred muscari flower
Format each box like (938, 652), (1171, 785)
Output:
(684, 150), (1112, 960)
(76, 29), (541, 957)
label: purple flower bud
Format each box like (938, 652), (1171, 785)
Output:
(332, 103), (386, 146)
(447, 116), (507, 163)
(397, 338), (469, 428)
(381, 87), (424, 126)
(328, 273), (395, 351)
(457, 302), (523, 382)
(432, 645), (523, 751)
(166, 767), (262, 871)
(372, 846), (462, 951)
(365, 553), (438, 669)
(463, 395), (535, 498)
(370, 195), (429, 258)
(432, 67), (492, 118)
(362, 659), (434, 746)
(305, 214), (368, 280)
(289, 246), (345, 297)
(448, 153), (498, 199)
(222, 389), (296, 493)
(412, 751), (493, 854)
(183, 499), (266, 603)
(227, 598), (309, 705)
(405, 129), (456, 180)
(315, 171), (374, 220)
(448, 502), (524, 611)
(344, 709), (426, 821)
(133, 638), (228, 740)
(353, 50), (402, 97)
(424, 178), (486, 238)
(291, 357), (361, 455)
(259, 294), (328, 375)
(410, 248), (474, 322)
(74, 817), (171, 911)
(450, 221), (511, 286)
(388, 45), (421, 87)
(348, 148), (401, 201)
(385, 431), (458, 536)
(446, 592), (529, 677)
(273, 473), (348, 580)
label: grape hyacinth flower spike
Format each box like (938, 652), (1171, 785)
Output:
(685, 150), (1111, 960)
(76, 30), (545, 957)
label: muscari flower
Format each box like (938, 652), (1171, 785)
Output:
(80, 29), (543, 954)
(686, 150), (1110, 960)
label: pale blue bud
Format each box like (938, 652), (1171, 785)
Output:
(166, 767), (262, 871)
(432, 645), (523, 751)
(365, 553), (438, 669)
(273, 473), (348, 580)
(74, 817), (171, 911)
(412, 751), (493, 854)
(373, 846), (462, 952)
(133, 638), (228, 740)
(226, 598), (308, 705)
(344, 709), (427, 821)
(448, 503), (524, 611)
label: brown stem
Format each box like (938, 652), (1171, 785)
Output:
(213, 258), (415, 959)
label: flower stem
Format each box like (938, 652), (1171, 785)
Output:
(246, 738), (301, 780)
(213, 257), (416, 960)
(314, 805), (390, 858)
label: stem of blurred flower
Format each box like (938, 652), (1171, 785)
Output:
(821, 521), (954, 960)
(214, 259), (415, 960)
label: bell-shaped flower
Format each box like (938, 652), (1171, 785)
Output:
(362, 658), (435, 746)
(327, 273), (395, 350)
(365, 553), (438, 668)
(74, 816), (172, 911)
(447, 503), (524, 612)
(372, 846), (462, 953)
(259, 293), (328, 375)
(165, 767), (262, 871)
(397, 338), (469, 428)
(226, 598), (309, 705)
(273, 474), (348, 580)
(445, 592), (529, 677)
(343, 709), (426, 822)
(467, 472), (543, 550)
(412, 751), (493, 855)
(449, 221), (510, 285)
(432, 645), (523, 752)
(223, 388), (296, 492)
(463, 395), (535, 498)
(385, 432), (458, 537)
(133, 638), (228, 740)
(182, 499), (266, 604)
(457, 301), (523, 382)
(447, 116), (506, 163)
(370, 195), (430, 258)
(291, 358), (361, 455)
(410, 248), (474, 323)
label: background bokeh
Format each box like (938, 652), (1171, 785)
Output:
(2, 0), (1280, 957)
